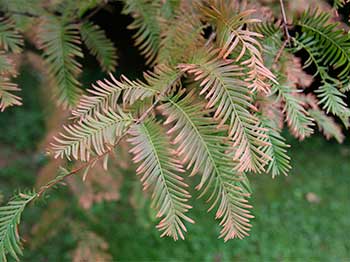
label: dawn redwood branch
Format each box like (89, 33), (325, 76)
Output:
(37, 72), (183, 198)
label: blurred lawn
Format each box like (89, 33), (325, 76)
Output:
(0, 66), (349, 261)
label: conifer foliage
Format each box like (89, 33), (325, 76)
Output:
(1, 0), (350, 260)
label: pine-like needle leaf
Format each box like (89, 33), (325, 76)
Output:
(0, 18), (23, 53)
(128, 118), (194, 240)
(81, 21), (117, 72)
(293, 37), (350, 127)
(159, 92), (253, 240)
(296, 9), (350, 82)
(71, 65), (180, 120)
(122, 0), (161, 65)
(52, 108), (133, 161)
(260, 116), (291, 178)
(0, 78), (22, 111)
(272, 84), (314, 140)
(308, 108), (344, 143)
(38, 17), (83, 107)
(179, 50), (270, 172)
(200, 3), (277, 93)
(0, 192), (36, 262)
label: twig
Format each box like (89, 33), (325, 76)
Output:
(273, 39), (288, 66)
(37, 73), (183, 198)
(272, 0), (291, 67)
(279, 0), (291, 43)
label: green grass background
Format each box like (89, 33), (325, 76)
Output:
(0, 66), (349, 261)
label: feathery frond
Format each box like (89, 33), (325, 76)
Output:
(157, 8), (205, 65)
(0, 53), (16, 76)
(296, 9), (350, 82)
(1, 0), (349, 249)
(71, 65), (179, 120)
(200, 3), (277, 93)
(272, 83), (314, 140)
(122, 0), (161, 65)
(0, 78), (21, 111)
(272, 68), (314, 140)
(293, 37), (350, 127)
(0, 18), (23, 112)
(38, 17), (83, 107)
(179, 49), (270, 172)
(308, 108), (344, 143)
(0, 18), (23, 54)
(333, 0), (348, 9)
(316, 82), (350, 127)
(71, 74), (156, 120)
(52, 108), (133, 161)
(136, 65), (182, 100)
(159, 91), (253, 240)
(0, 192), (36, 262)
(254, 22), (284, 68)
(128, 119), (193, 240)
(260, 116), (291, 178)
(292, 36), (325, 77)
(255, 22), (283, 46)
(80, 22), (117, 72)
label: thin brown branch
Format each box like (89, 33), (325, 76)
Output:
(37, 72), (183, 198)
(273, 40), (288, 67)
(279, 0), (291, 43)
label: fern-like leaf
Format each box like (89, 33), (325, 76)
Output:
(316, 82), (350, 128)
(272, 83), (314, 140)
(0, 18), (23, 54)
(0, 78), (22, 111)
(293, 37), (350, 127)
(0, 192), (36, 262)
(127, 119), (193, 240)
(296, 9), (350, 81)
(122, 0), (161, 65)
(255, 22), (284, 68)
(38, 18), (83, 107)
(333, 0), (348, 9)
(0, 53), (16, 76)
(157, 8), (205, 65)
(159, 92), (253, 240)
(71, 65), (179, 120)
(52, 108), (133, 161)
(179, 50), (270, 172)
(71, 74), (156, 120)
(201, 4), (277, 93)
(260, 116), (291, 178)
(308, 108), (344, 143)
(80, 21), (117, 72)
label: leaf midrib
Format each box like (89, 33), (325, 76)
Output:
(140, 123), (176, 217)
